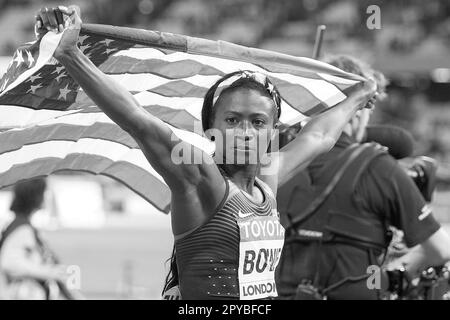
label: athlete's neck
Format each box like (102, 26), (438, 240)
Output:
(221, 164), (259, 194)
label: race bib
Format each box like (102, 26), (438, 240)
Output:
(237, 210), (285, 300)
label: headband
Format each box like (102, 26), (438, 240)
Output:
(212, 71), (281, 118)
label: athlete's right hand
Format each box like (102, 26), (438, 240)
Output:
(347, 78), (378, 110)
(35, 5), (82, 59)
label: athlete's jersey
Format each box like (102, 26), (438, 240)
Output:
(175, 173), (285, 300)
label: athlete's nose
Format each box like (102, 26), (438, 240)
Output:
(238, 121), (254, 141)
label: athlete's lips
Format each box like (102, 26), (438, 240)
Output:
(233, 147), (256, 153)
(233, 143), (254, 151)
(234, 146), (251, 151)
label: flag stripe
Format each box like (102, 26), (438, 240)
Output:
(0, 109), (215, 151)
(0, 117), (217, 156)
(0, 90), (72, 111)
(102, 160), (171, 211)
(107, 73), (222, 92)
(0, 155), (170, 211)
(0, 138), (166, 183)
(100, 55), (225, 78)
(0, 123), (138, 153)
(79, 104), (199, 131)
(0, 105), (79, 129)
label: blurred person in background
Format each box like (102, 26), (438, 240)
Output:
(275, 55), (450, 300)
(0, 178), (76, 300)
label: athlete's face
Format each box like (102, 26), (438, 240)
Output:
(208, 88), (277, 165)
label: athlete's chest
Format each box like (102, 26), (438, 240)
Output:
(221, 196), (285, 300)
(221, 192), (283, 239)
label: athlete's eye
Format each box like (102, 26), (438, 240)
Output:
(225, 117), (238, 125)
(253, 119), (266, 128)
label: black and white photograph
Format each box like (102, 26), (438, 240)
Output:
(0, 0), (449, 313)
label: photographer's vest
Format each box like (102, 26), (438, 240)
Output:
(279, 142), (392, 251)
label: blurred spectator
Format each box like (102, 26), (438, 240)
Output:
(0, 178), (74, 300)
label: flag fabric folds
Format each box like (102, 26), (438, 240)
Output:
(0, 24), (363, 213)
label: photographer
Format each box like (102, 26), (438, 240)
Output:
(275, 55), (450, 300)
(0, 179), (75, 300)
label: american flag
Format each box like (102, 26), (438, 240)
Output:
(0, 24), (363, 213)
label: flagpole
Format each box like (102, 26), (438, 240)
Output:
(312, 25), (326, 59)
(284, 25), (327, 133)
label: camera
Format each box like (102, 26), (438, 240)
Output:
(403, 156), (438, 202)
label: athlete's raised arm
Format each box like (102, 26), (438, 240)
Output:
(260, 80), (377, 191)
(283, 81), (376, 177)
(35, 6), (223, 194)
